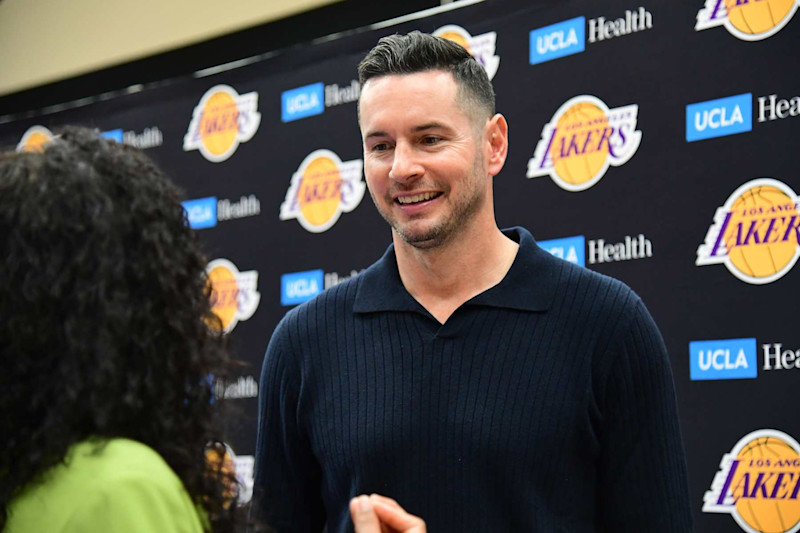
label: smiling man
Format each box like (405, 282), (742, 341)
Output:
(253, 32), (692, 532)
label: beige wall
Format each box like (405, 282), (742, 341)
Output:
(0, 0), (341, 96)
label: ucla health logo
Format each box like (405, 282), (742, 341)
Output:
(697, 178), (800, 284)
(705, 429), (800, 533)
(280, 149), (365, 233)
(99, 129), (124, 143)
(281, 269), (324, 306)
(529, 17), (586, 65)
(205, 259), (260, 334)
(539, 235), (586, 266)
(16, 125), (54, 153)
(280, 268), (363, 306)
(689, 338), (757, 380)
(686, 93), (752, 142)
(529, 8), (652, 66)
(696, 0), (799, 41)
(183, 195), (261, 230)
(183, 197), (218, 229)
(527, 95), (641, 191)
(282, 80), (360, 123)
(282, 83), (324, 122)
(433, 25), (500, 79)
(183, 85), (261, 163)
(100, 127), (163, 149)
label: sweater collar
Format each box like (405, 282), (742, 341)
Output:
(353, 227), (557, 314)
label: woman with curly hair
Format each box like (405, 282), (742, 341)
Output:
(0, 127), (237, 532)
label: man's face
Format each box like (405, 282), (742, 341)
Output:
(359, 70), (491, 250)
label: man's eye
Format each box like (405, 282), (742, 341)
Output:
(372, 143), (390, 152)
(421, 136), (441, 145)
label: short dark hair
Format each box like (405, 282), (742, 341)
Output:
(358, 31), (495, 123)
(0, 127), (237, 530)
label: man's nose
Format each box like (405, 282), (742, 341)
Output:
(389, 141), (423, 183)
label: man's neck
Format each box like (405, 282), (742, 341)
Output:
(394, 222), (519, 324)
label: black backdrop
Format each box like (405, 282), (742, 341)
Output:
(2, 0), (798, 530)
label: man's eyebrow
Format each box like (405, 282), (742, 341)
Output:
(364, 130), (388, 141)
(364, 122), (449, 140)
(413, 122), (447, 132)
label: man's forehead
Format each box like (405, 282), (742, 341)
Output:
(361, 70), (457, 98)
(359, 70), (460, 119)
(359, 70), (487, 134)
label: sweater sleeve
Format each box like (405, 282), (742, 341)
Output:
(62, 470), (205, 533)
(251, 316), (326, 532)
(596, 299), (693, 532)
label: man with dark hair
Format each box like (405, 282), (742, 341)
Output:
(254, 32), (692, 532)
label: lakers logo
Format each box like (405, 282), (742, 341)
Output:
(205, 442), (254, 506)
(704, 430), (800, 533)
(205, 259), (260, 333)
(527, 95), (641, 192)
(696, 178), (800, 284)
(279, 149), (365, 233)
(433, 25), (500, 80)
(183, 85), (261, 162)
(205, 443), (238, 507)
(696, 0), (799, 41)
(16, 126), (54, 153)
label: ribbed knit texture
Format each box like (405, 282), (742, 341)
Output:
(252, 228), (692, 532)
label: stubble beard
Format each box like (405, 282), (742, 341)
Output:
(371, 154), (487, 250)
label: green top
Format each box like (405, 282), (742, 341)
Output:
(5, 438), (206, 533)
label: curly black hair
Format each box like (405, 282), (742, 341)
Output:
(0, 127), (236, 531)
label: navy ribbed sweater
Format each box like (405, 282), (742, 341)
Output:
(253, 227), (692, 532)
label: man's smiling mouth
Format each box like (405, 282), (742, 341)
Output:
(396, 192), (442, 205)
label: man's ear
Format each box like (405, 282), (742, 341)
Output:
(485, 113), (508, 177)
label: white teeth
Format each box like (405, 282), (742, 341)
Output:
(397, 192), (438, 205)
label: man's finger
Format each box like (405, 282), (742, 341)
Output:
(369, 493), (403, 510)
(351, 495), (383, 533)
(371, 498), (427, 532)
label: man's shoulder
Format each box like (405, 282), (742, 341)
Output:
(545, 252), (643, 316)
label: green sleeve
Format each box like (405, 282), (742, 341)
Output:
(62, 472), (205, 533)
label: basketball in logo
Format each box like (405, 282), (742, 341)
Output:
(552, 102), (609, 188)
(205, 443), (238, 506)
(16, 126), (54, 153)
(299, 155), (344, 229)
(527, 95), (641, 192)
(704, 429), (800, 533)
(726, 184), (798, 279)
(280, 149), (365, 233)
(433, 25), (500, 80)
(725, 0), (796, 35)
(183, 85), (261, 163)
(696, 178), (800, 284)
(205, 259), (260, 333)
(695, 0), (799, 41)
(435, 27), (472, 52)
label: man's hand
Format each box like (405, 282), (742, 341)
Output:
(350, 494), (426, 533)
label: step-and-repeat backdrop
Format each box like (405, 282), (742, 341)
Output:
(2, 0), (797, 529)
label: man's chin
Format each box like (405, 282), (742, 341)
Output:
(394, 224), (448, 250)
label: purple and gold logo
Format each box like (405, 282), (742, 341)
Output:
(696, 0), (800, 41)
(279, 149), (365, 233)
(696, 178), (800, 284)
(205, 259), (260, 333)
(527, 95), (641, 192)
(16, 126), (54, 153)
(705, 429), (800, 532)
(183, 85), (261, 163)
(433, 25), (500, 80)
